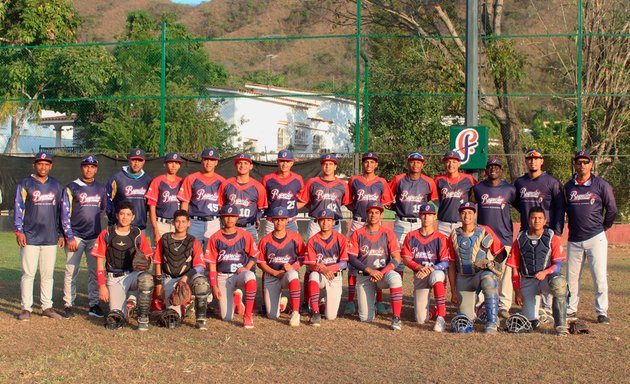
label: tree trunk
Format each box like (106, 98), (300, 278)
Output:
(4, 112), (21, 154)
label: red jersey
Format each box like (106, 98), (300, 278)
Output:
(305, 230), (348, 272)
(205, 229), (259, 274)
(348, 226), (400, 270)
(257, 231), (306, 271)
(177, 172), (225, 218)
(348, 175), (394, 219)
(298, 176), (350, 220)
(146, 175), (183, 219)
(402, 230), (449, 267)
(218, 177), (267, 226)
(261, 172), (304, 218)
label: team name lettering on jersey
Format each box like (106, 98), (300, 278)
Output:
(355, 189), (379, 202)
(32, 191), (56, 203)
(568, 190), (596, 204)
(266, 253), (292, 265)
(314, 190), (339, 202)
(218, 250), (243, 263)
(441, 188), (464, 199)
(125, 186), (147, 196)
(228, 194), (252, 207)
(161, 190), (180, 203)
(520, 188), (543, 202)
(78, 193), (102, 205)
(480, 194), (507, 209)
(399, 190), (426, 202)
(360, 245), (386, 257)
(316, 254), (338, 265)
(270, 189), (294, 201)
(195, 190), (219, 202)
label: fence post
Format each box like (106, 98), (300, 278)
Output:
(465, 0), (479, 127)
(159, 21), (167, 157)
(361, 50), (369, 152)
(354, 0), (361, 154)
(576, 0), (583, 150)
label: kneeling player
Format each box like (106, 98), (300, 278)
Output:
(305, 209), (348, 326)
(258, 207), (305, 326)
(153, 210), (210, 330)
(206, 205), (258, 328)
(508, 207), (568, 336)
(92, 200), (154, 331)
(402, 204), (449, 332)
(348, 203), (403, 330)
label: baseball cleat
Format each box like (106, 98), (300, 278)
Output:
(376, 302), (388, 315)
(258, 303), (267, 316)
(299, 301), (311, 316)
(433, 316), (446, 332)
(310, 313), (321, 327)
(484, 324), (498, 334)
(597, 315), (610, 324)
(137, 317), (149, 332)
(344, 301), (356, 315)
(234, 289), (245, 315)
(89, 305), (104, 318)
(243, 313), (254, 329)
(289, 311), (301, 327)
(391, 316), (402, 331)
(17, 310), (31, 321)
(64, 306), (75, 319)
(126, 295), (137, 318)
(42, 308), (62, 319)
(195, 319), (208, 331)
(279, 296), (288, 313)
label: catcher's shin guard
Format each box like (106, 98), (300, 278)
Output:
(549, 274), (568, 329)
(480, 274), (498, 327)
(136, 272), (155, 319)
(192, 275), (210, 320)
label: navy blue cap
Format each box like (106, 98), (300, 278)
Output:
(418, 203), (436, 214)
(458, 202), (477, 213)
(128, 148), (146, 160)
(220, 205), (240, 217)
(201, 148), (219, 160)
(362, 151), (378, 162)
(233, 153), (252, 164)
(525, 148), (544, 159)
(443, 150), (461, 161)
(320, 153), (338, 164)
(164, 152), (183, 163)
(574, 150), (591, 160)
(486, 157), (502, 168)
(407, 152), (425, 162)
(80, 155), (98, 166)
(366, 201), (384, 213)
(268, 207), (289, 219)
(316, 209), (336, 220)
(33, 152), (53, 163)
(277, 149), (294, 161)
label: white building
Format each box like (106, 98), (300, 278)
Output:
(0, 110), (75, 154)
(207, 83), (357, 159)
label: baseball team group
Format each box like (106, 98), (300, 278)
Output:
(14, 146), (617, 335)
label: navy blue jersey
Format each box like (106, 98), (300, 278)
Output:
(564, 175), (617, 242)
(206, 229), (259, 274)
(298, 177), (350, 220)
(435, 174), (476, 222)
(14, 175), (63, 245)
(177, 172), (224, 218)
(146, 174), (182, 219)
(514, 172), (565, 235)
(61, 179), (107, 241)
(218, 178), (267, 226)
(349, 175), (394, 219)
(348, 226), (400, 271)
(106, 166), (152, 229)
(389, 173), (438, 218)
(261, 172), (304, 217)
(473, 180), (517, 246)
(257, 231), (306, 271)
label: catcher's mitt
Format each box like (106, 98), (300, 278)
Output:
(159, 309), (181, 329)
(569, 320), (590, 334)
(131, 248), (148, 271)
(104, 309), (126, 330)
(170, 282), (192, 307)
(473, 258), (502, 278)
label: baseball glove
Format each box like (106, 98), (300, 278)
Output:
(170, 281), (192, 307)
(569, 320), (590, 334)
(131, 248), (148, 271)
(104, 309), (126, 330)
(473, 258), (502, 278)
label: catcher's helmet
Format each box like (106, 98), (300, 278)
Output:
(506, 313), (532, 334)
(159, 309), (181, 329)
(104, 309), (126, 330)
(451, 313), (474, 333)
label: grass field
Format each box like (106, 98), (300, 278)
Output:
(0, 232), (628, 383)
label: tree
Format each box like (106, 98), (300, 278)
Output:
(0, 0), (116, 153)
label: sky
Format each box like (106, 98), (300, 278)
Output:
(170, 0), (210, 4)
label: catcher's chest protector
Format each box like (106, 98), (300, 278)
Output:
(161, 234), (195, 278)
(106, 226), (141, 272)
(517, 229), (553, 277)
(451, 226), (491, 275)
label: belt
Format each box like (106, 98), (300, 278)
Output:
(236, 222), (255, 228)
(353, 217), (367, 223)
(156, 217), (172, 224)
(397, 216), (418, 223)
(108, 271), (130, 278)
(191, 215), (218, 222)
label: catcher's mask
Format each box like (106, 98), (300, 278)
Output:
(104, 309), (126, 330)
(451, 313), (474, 333)
(159, 309), (181, 329)
(506, 313), (532, 334)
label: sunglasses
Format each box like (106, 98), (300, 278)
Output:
(574, 160), (591, 165)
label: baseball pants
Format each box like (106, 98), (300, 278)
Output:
(189, 218), (220, 249)
(20, 244), (57, 312)
(106, 271), (154, 316)
(437, 221), (461, 237)
(306, 219), (340, 239)
(63, 237), (99, 308)
(153, 220), (174, 244)
(309, 271), (343, 320)
(456, 271), (498, 321)
(356, 270), (402, 322)
(263, 270), (300, 319)
(412, 270), (446, 324)
(393, 218), (422, 273)
(520, 273), (568, 329)
(217, 270), (256, 321)
(262, 219), (299, 237)
(566, 231), (609, 316)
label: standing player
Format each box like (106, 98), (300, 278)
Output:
(177, 148), (224, 248)
(346, 152), (394, 316)
(257, 207), (306, 326)
(153, 210), (210, 330)
(472, 157), (517, 319)
(106, 148), (152, 231)
(564, 151), (617, 324)
(401, 204), (449, 332)
(508, 207), (569, 336)
(261, 149), (304, 236)
(447, 202), (506, 333)
(348, 202), (404, 330)
(61, 155), (107, 319)
(206, 205), (259, 328)
(92, 200), (155, 331)
(435, 150), (476, 236)
(218, 153), (267, 242)
(146, 152), (183, 244)
(15, 152), (64, 320)
(304, 209), (349, 326)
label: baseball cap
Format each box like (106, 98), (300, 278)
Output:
(362, 151), (378, 162)
(417, 203), (436, 215)
(164, 152), (183, 163)
(316, 209), (336, 220)
(277, 149), (294, 161)
(233, 153), (252, 164)
(320, 153), (338, 164)
(525, 148), (543, 159)
(267, 207), (289, 219)
(80, 155), (99, 166)
(458, 202), (477, 213)
(33, 152), (53, 163)
(366, 201), (384, 214)
(201, 148), (220, 160)
(486, 157), (502, 168)
(443, 150), (461, 161)
(407, 152), (425, 162)
(574, 150), (592, 161)
(128, 148), (146, 160)
(219, 205), (240, 217)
